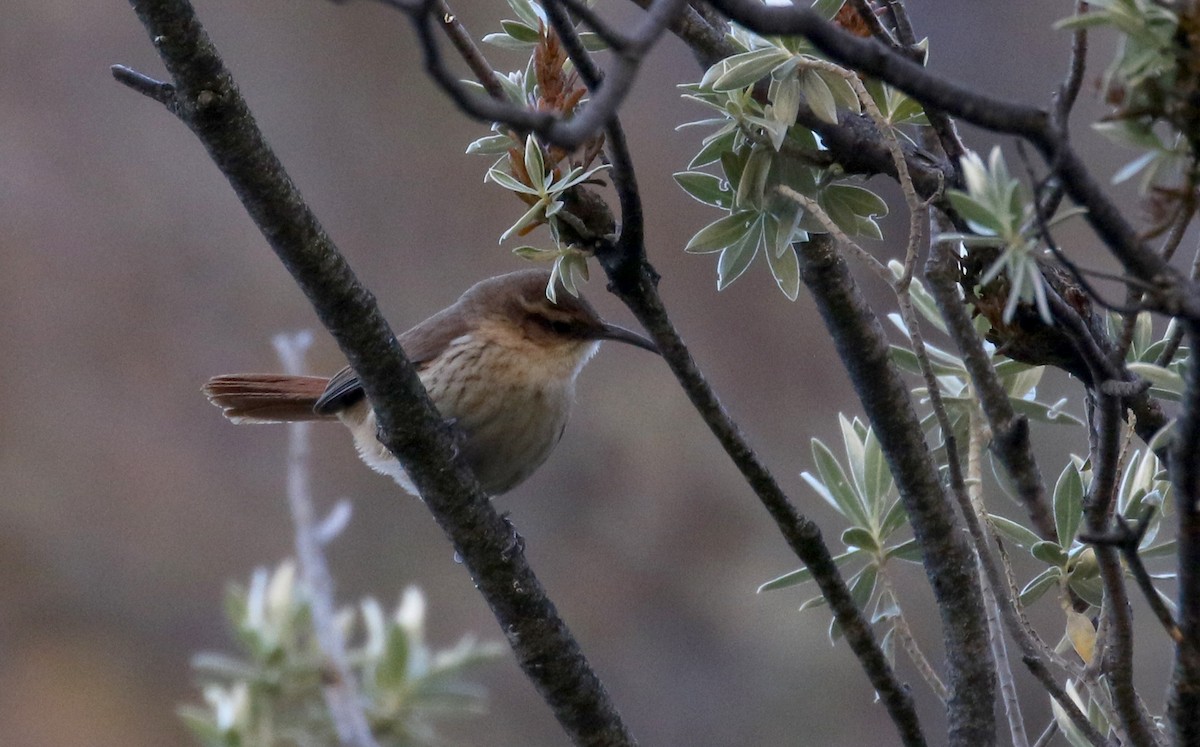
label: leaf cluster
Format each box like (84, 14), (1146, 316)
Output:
(179, 563), (503, 747)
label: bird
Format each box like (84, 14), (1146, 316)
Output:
(202, 268), (658, 495)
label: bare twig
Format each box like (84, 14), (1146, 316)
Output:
(274, 331), (379, 747)
(431, 0), (505, 100)
(389, 0), (687, 149)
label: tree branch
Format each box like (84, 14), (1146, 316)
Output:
(925, 238), (1056, 540)
(798, 235), (994, 746)
(115, 2), (635, 744)
(1171, 320), (1200, 743)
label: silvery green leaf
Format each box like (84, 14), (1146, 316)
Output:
(827, 183), (888, 217)
(946, 191), (1003, 235)
(811, 0), (847, 20)
(1031, 540), (1068, 566)
(734, 147), (773, 209)
(768, 197), (804, 257)
(831, 565), (878, 641)
(765, 238), (800, 300)
(853, 215), (883, 240)
(862, 428), (893, 509)
(483, 33), (538, 50)
(758, 549), (862, 592)
(716, 215), (763, 289)
(466, 133), (516, 155)
(376, 623), (411, 690)
(500, 200), (546, 242)
(842, 527), (878, 552)
(1009, 397), (1083, 425)
(505, 0), (544, 28)
(1140, 540), (1177, 559)
(689, 127), (738, 169)
(523, 134), (545, 188)
(816, 68), (861, 113)
(711, 47), (793, 91)
(685, 211), (756, 254)
(1129, 362), (1185, 400)
(577, 32), (607, 52)
(512, 245), (556, 259)
(885, 538), (922, 563)
(487, 166), (539, 195)
(800, 69), (839, 124)
(887, 260), (948, 333)
(809, 438), (870, 526)
(839, 413), (869, 506)
(1054, 463), (1085, 547)
(987, 513), (1042, 550)
(494, 72), (526, 104)
(769, 74), (802, 132)
(501, 19), (541, 43)
(674, 171), (733, 208)
(1019, 567), (1061, 606)
(1092, 119), (1164, 150)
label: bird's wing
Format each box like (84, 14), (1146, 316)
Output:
(312, 301), (475, 415)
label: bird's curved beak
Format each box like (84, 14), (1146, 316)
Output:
(598, 322), (659, 354)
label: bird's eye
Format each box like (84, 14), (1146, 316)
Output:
(550, 319), (573, 335)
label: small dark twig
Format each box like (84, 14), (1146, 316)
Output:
(1081, 508), (1183, 644)
(431, 0), (506, 100)
(1083, 381), (1160, 747)
(391, 0), (687, 149)
(111, 64), (180, 113)
(847, 0), (900, 49)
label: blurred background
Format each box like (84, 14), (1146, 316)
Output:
(0, 1), (1176, 745)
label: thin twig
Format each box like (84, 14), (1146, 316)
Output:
(431, 0), (506, 100)
(274, 331), (379, 747)
(925, 234), (1056, 540)
(1081, 509), (1183, 643)
(605, 260), (928, 747)
(1085, 386), (1161, 747)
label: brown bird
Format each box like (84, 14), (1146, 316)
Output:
(202, 269), (658, 495)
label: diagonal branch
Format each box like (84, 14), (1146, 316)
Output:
(114, 2), (635, 744)
(798, 235), (994, 746)
(604, 258), (927, 746)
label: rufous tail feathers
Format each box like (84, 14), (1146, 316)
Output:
(202, 374), (336, 423)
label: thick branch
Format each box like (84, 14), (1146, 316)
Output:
(115, 2), (634, 744)
(798, 236), (994, 746)
(1171, 321), (1200, 743)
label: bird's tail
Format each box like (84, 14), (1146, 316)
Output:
(202, 374), (336, 423)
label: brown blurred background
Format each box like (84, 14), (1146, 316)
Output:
(0, 1), (1174, 745)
